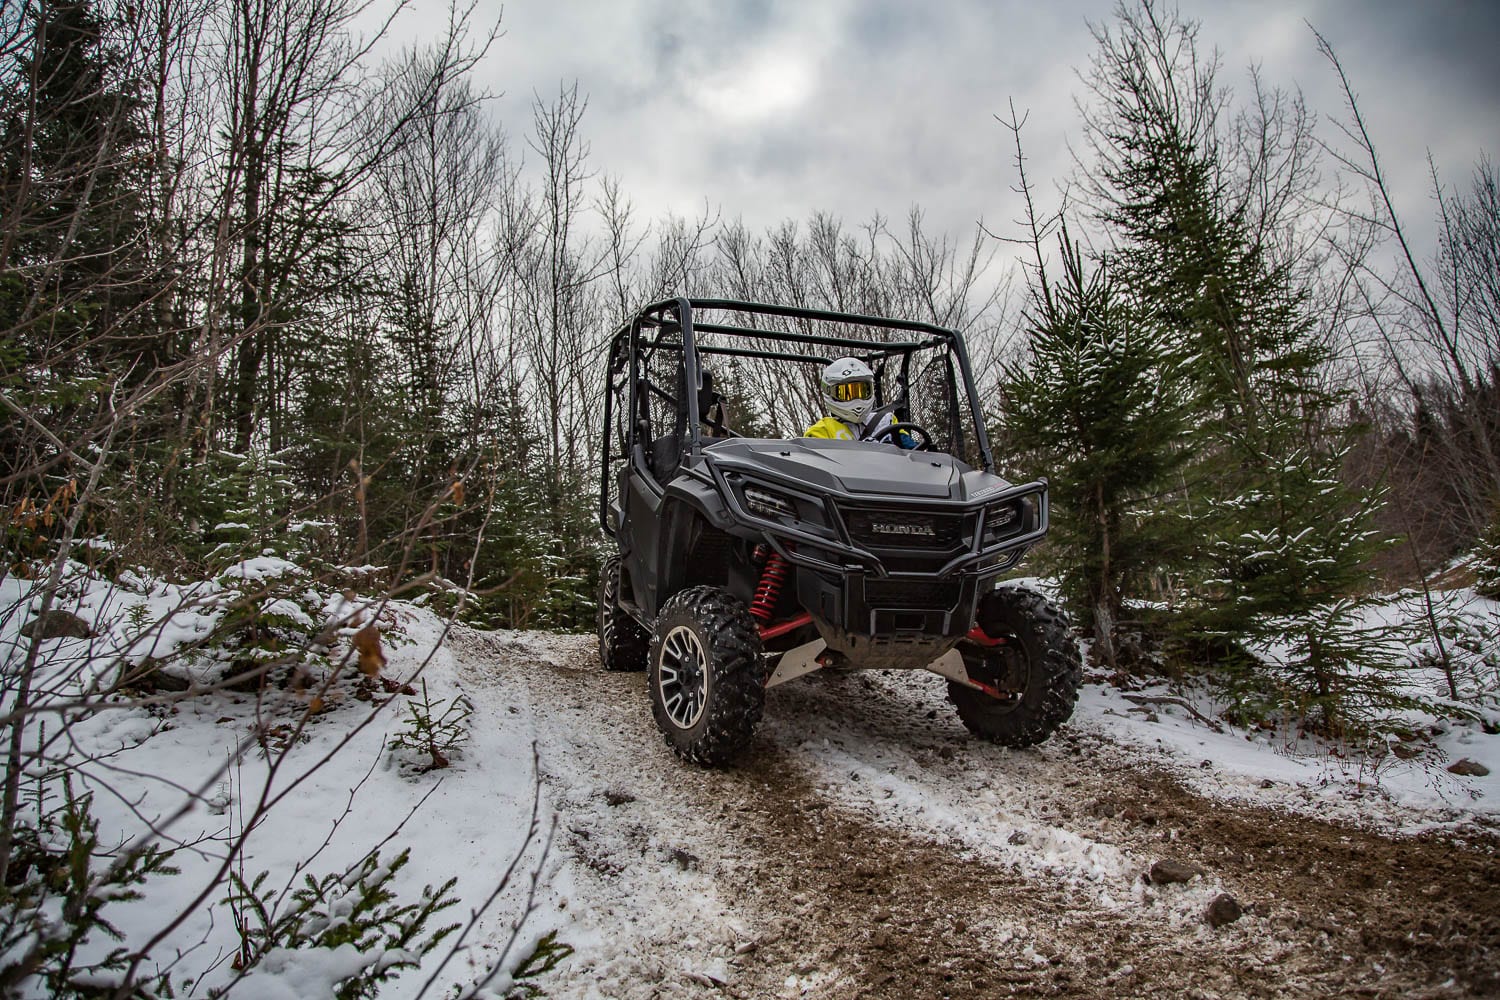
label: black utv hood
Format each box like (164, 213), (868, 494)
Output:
(700, 437), (1007, 503)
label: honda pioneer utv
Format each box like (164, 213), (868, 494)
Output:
(597, 298), (1081, 766)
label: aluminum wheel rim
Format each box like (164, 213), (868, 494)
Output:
(658, 625), (708, 730)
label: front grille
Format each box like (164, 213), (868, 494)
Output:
(843, 508), (967, 549)
(863, 578), (963, 610)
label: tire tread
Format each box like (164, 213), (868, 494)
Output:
(949, 584), (1082, 748)
(648, 586), (765, 766)
(598, 555), (649, 672)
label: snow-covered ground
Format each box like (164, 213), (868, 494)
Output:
(2, 567), (1496, 998)
(1077, 676), (1498, 834)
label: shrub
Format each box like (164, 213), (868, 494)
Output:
(228, 848), (460, 999)
(0, 781), (177, 998)
(389, 680), (473, 773)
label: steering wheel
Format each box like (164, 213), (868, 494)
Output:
(868, 421), (933, 451)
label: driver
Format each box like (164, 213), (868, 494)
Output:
(804, 357), (915, 447)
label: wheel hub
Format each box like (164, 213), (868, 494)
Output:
(658, 625), (709, 729)
(968, 643), (1029, 701)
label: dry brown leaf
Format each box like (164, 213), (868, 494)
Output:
(352, 622), (386, 677)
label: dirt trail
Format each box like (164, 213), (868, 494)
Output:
(449, 629), (1499, 999)
(726, 738), (1498, 999)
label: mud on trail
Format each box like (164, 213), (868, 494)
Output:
(447, 629), (1499, 999)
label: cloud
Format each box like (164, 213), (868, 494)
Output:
(693, 49), (818, 123)
(464, 0), (1497, 267)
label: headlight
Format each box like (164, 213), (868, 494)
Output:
(744, 486), (799, 520)
(981, 495), (1033, 547)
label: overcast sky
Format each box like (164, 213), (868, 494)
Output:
(428, 0), (1499, 269)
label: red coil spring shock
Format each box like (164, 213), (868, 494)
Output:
(750, 551), (790, 621)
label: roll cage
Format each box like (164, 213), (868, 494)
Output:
(598, 297), (999, 536)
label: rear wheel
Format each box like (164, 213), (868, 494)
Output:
(648, 586), (765, 766)
(948, 585), (1081, 747)
(598, 555), (648, 672)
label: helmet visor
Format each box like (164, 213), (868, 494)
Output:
(831, 380), (872, 403)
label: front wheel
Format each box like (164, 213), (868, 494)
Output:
(948, 584), (1081, 747)
(648, 587), (765, 766)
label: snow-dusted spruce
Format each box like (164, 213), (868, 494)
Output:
(226, 849), (459, 999)
(0, 786), (178, 997)
(1000, 218), (1189, 672)
(388, 679), (474, 773)
(1187, 453), (1444, 737)
(1, 545), (568, 998)
(1053, 1), (1455, 741)
(1474, 519), (1500, 601)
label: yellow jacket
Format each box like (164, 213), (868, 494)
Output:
(803, 416), (857, 440)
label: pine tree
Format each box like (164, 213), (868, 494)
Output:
(1192, 446), (1410, 733)
(1078, 1), (1411, 733)
(1473, 515), (1500, 601)
(0, 0), (159, 486)
(1003, 230), (1188, 669)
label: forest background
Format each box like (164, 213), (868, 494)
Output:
(4, 0), (1498, 722)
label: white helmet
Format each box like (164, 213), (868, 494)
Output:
(820, 357), (875, 423)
